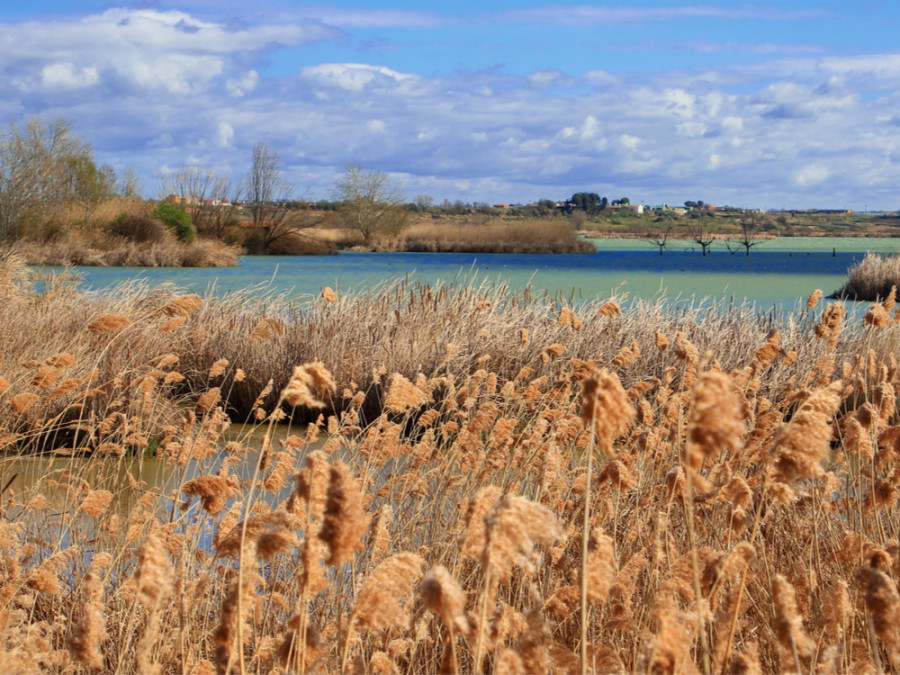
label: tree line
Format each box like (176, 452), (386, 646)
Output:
(0, 115), (409, 254)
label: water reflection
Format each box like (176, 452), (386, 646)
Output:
(0, 422), (317, 521)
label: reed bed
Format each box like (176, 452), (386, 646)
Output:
(1, 251), (900, 673)
(3, 237), (241, 268)
(835, 253), (900, 301)
(373, 219), (596, 254)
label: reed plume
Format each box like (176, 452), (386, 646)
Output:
(772, 380), (843, 485)
(580, 368), (636, 453)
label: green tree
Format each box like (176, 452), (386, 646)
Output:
(333, 163), (406, 244)
(570, 192), (602, 214)
(65, 154), (116, 222)
(152, 202), (196, 243)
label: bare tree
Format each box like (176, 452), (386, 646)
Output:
(0, 116), (96, 239)
(241, 142), (322, 251)
(332, 163), (406, 244)
(734, 212), (766, 256)
(162, 166), (238, 237)
(685, 219), (715, 256)
(644, 224), (673, 255)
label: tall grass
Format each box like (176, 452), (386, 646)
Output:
(373, 219), (596, 253)
(1, 255), (899, 673)
(4, 237), (240, 268)
(835, 252), (900, 301)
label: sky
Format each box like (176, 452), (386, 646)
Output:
(2, 1), (900, 209)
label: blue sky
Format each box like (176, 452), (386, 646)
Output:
(3, 1), (900, 209)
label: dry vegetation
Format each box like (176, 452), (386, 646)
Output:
(835, 253), (900, 302)
(1, 199), (241, 268)
(371, 219), (595, 254)
(1, 251), (900, 673)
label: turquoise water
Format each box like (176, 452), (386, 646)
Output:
(39, 237), (898, 311)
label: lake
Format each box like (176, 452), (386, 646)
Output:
(40, 236), (899, 311)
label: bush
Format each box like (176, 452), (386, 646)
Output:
(152, 202), (196, 243)
(108, 212), (166, 243)
(834, 253), (900, 300)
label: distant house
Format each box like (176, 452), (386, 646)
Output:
(625, 204), (644, 215)
(493, 203), (509, 209)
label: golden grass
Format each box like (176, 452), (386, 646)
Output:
(835, 253), (900, 301)
(0, 252), (899, 673)
(372, 218), (596, 253)
(4, 236), (240, 267)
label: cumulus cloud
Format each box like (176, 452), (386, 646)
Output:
(0, 8), (340, 95)
(3, 6), (900, 208)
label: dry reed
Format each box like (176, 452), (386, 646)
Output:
(0, 261), (895, 673)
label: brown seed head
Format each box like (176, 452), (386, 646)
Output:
(384, 373), (431, 413)
(481, 494), (563, 582)
(162, 293), (202, 316)
(79, 490), (113, 517)
(352, 552), (425, 633)
(597, 300), (621, 317)
(135, 534), (173, 607)
(88, 314), (130, 334)
(421, 565), (471, 636)
(807, 289), (823, 309)
(865, 304), (891, 327)
(685, 370), (746, 469)
(282, 362), (336, 409)
(318, 462), (370, 566)
(773, 380), (843, 483)
(580, 368), (636, 453)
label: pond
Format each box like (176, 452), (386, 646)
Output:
(39, 236), (899, 311)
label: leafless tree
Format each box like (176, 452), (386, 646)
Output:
(685, 219), (715, 256)
(332, 163), (406, 244)
(644, 224), (673, 255)
(162, 166), (238, 237)
(241, 142), (322, 251)
(0, 116), (97, 239)
(733, 212), (766, 256)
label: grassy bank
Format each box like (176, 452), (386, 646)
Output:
(1, 254), (899, 673)
(834, 252), (900, 301)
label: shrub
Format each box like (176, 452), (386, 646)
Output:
(108, 212), (167, 243)
(152, 202), (196, 243)
(834, 253), (900, 300)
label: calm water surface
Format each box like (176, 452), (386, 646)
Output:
(46, 236), (899, 311)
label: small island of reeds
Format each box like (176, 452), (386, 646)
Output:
(0, 251), (899, 673)
(833, 252), (900, 301)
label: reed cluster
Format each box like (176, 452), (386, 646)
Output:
(835, 252), (900, 301)
(1, 252), (900, 673)
(372, 219), (596, 254)
(4, 237), (240, 268)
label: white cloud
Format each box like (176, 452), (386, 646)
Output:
(4, 7), (900, 208)
(795, 165), (830, 186)
(40, 62), (99, 90)
(217, 122), (234, 148)
(300, 63), (420, 92)
(0, 8), (339, 95)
